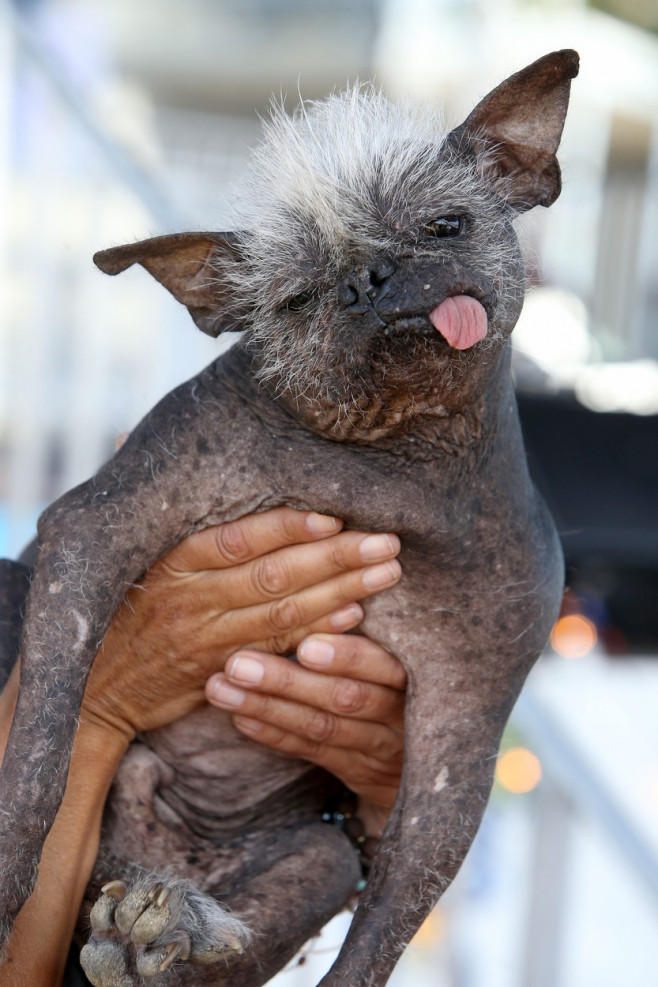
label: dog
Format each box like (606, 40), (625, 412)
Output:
(0, 50), (578, 986)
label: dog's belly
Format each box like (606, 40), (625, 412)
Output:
(144, 705), (312, 824)
(101, 706), (316, 876)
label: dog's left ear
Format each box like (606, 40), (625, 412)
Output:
(449, 49), (579, 212)
(94, 232), (245, 337)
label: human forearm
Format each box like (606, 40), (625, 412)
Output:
(0, 718), (128, 987)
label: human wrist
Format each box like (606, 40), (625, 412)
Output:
(74, 713), (133, 774)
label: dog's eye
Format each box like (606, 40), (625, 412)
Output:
(424, 216), (463, 238)
(284, 291), (315, 313)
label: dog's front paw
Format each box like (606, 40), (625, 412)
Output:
(80, 876), (251, 985)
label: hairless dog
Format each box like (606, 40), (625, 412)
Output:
(0, 50), (578, 986)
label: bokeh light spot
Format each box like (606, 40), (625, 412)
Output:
(496, 747), (542, 794)
(550, 614), (598, 658)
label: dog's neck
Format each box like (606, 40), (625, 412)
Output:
(234, 341), (514, 462)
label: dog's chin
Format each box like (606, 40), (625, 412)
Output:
(256, 309), (490, 448)
(369, 315), (473, 370)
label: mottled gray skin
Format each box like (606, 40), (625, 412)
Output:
(0, 51), (577, 986)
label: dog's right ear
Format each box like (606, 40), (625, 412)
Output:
(448, 49), (579, 212)
(93, 232), (244, 337)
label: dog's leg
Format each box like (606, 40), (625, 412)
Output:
(317, 541), (563, 987)
(0, 373), (269, 946)
(0, 504), (170, 945)
(317, 676), (511, 987)
(0, 560), (31, 689)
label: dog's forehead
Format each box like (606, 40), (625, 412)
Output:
(235, 89), (487, 279)
(241, 91), (461, 227)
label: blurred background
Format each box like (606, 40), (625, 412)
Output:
(1, 0), (657, 984)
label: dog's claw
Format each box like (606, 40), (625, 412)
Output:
(146, 881), (164, 902)
(189, 937), (245, 964)
(101, 880), (127, 901)
(155, 885), (172, 908)
(135, 936), (190, 977)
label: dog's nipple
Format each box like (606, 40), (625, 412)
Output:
(429, 296), (488, 350)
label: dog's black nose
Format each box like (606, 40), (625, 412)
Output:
(338, 260), (396, 311)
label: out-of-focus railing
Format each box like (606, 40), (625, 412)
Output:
(516, 683), (658, 987)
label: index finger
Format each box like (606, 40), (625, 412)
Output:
(162, 508), (344, 573)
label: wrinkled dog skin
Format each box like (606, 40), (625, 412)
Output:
(0, 52), (578, 986)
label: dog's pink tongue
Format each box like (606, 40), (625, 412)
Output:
(429, 296), (488, 350)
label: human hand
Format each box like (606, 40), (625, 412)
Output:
(81, 508), (401, 744)
(206, 632), (406, 822)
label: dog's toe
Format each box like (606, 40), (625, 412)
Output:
(80, 938), (134, 987)
(115, 882), (182, 942)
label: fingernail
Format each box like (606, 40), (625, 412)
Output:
(359, 534), (397, 562)
(298, 637), (335, 666)
(362, 560), (401, 590)
(228, 655), (264, 685)
(210, 679), (246, 708)
(306, 512), (340, 535)
(328, 604), (362, 630)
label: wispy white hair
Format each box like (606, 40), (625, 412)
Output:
(235, 86), (489, 268)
